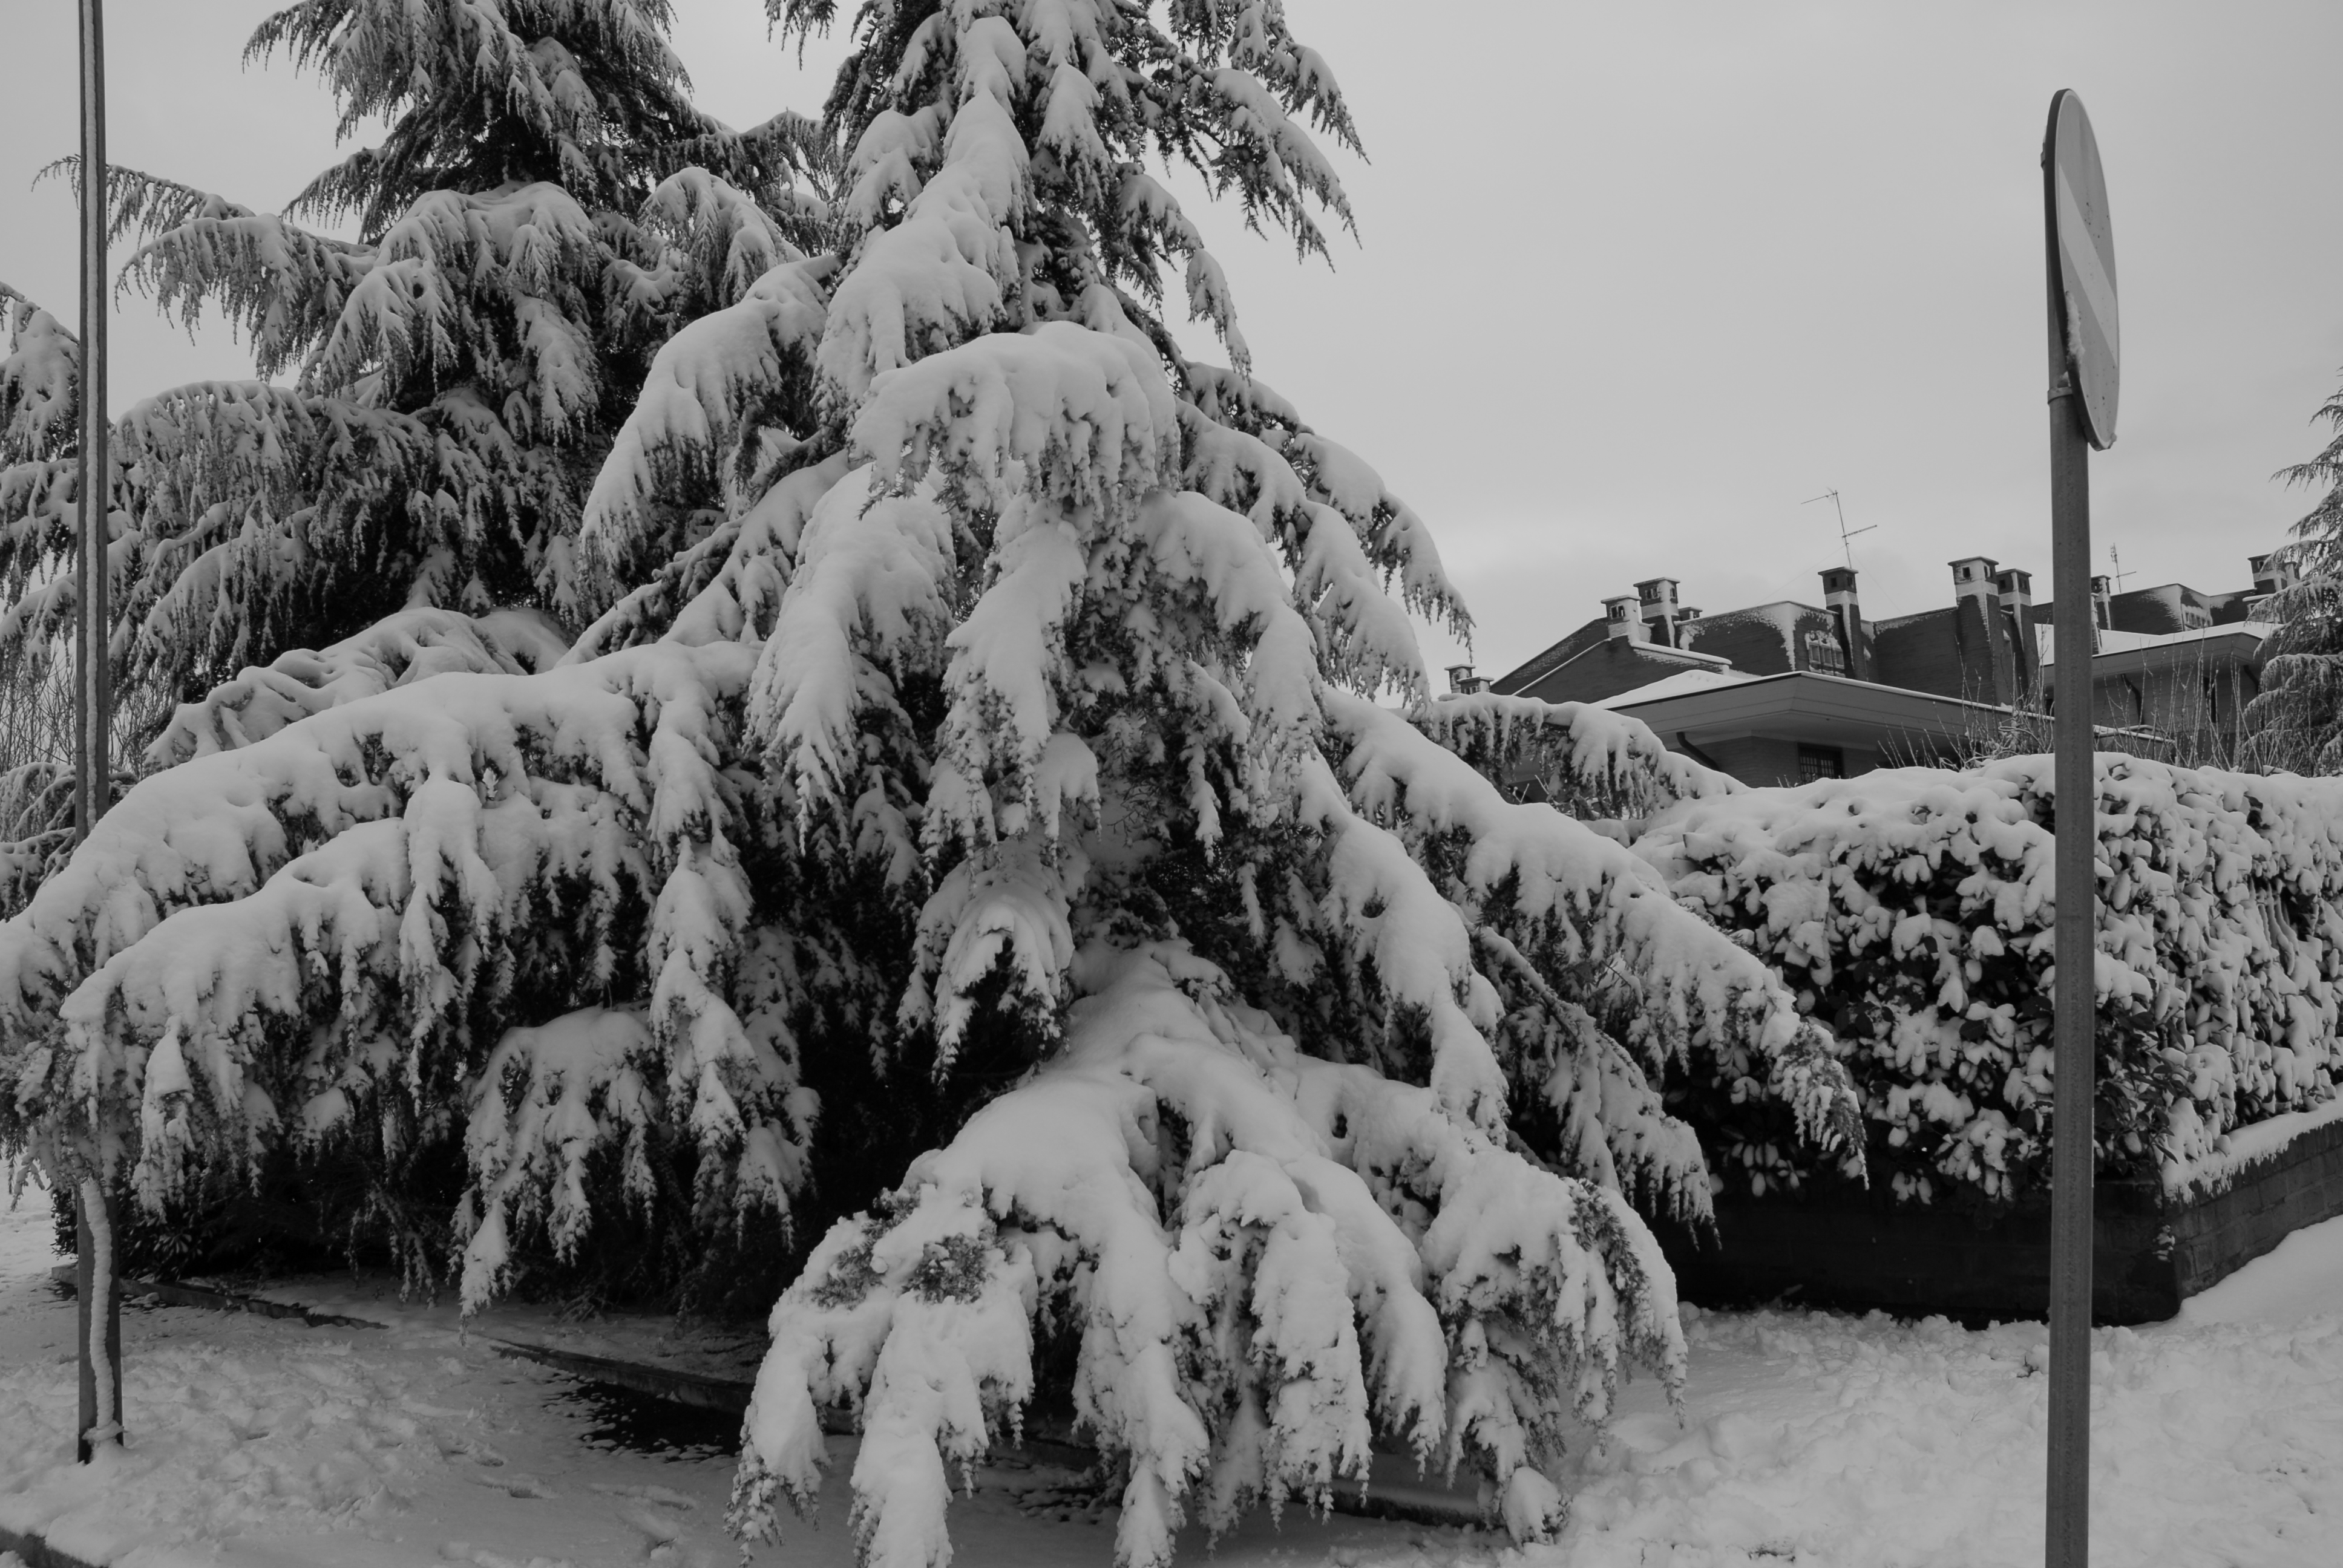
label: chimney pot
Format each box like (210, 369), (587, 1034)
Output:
(1633, 577), (1680, 647)
(1950, 556), (2000, 601)
(1604, 595), (1648, 642)
(2252, 551), (2296, 595)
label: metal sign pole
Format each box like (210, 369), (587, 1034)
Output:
(2043, 372), (2092, 1568)
(74, 0), (120, 1465)
(2040, 87), (2118, 1568)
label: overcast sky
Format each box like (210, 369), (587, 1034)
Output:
(5, 2), (2341, 683)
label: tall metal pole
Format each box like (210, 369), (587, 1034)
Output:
(2042, 97), (2101, 1568)
(2043, 381), (2093, 1568)
(74, 0), (122, 1465)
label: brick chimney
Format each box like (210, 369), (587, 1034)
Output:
(1445, 663), (1487, 695)
(1948, 557), (2007, 702)
(1604, 594), (1649, 643)
(1950, 556), (1999, 605)
(1819, 566), (1866, 681)
(1994, 566), (2036, 694)
(2251, 552), (2298, 604)
(1635, 577), (1680, 647)
(2090, 573), (2112, 631)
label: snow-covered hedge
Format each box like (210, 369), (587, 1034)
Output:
(1631, 755), (2343, 1203)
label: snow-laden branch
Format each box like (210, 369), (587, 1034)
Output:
(1325, 692), (1865, 1180)
(149, 606), (569, 767)
(579, 256), (834, 591)
(0, 642), (811, 1301)
(1419, 690), (1740, 820)
(1, 287), (79, 466)
(729, 944), (1685, 1566)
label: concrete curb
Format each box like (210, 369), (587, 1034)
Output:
(47, 1264), (379, 1331)
(0, 1521), (104, 1568)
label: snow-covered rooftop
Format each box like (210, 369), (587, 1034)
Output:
(1596, 667), (1759, 708)
(2037, 619), (2272, 665)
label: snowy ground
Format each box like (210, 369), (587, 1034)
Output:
(2, 1179), (2338, 1568)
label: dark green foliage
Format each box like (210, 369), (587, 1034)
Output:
(2245, 373), (2343, 773)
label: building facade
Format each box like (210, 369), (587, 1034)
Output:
(1484, 552), (2283, 787)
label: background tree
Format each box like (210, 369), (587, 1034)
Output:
(0, 1), (828, 916)
(2244, 367), (2343, 772)
(0, 286), (86, 910)
(0, 0), (1866, 1558)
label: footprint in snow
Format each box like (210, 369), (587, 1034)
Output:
(477, 1472), (556, 1499)
(589, 1481), (699, 1511)
(437, 1542), (581, 1568)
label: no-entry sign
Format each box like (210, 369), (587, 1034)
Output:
(2046, 90), (2119, 449)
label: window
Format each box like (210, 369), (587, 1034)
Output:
(1803, 629), (1847, 674)
(1797, 745), (1845, 782)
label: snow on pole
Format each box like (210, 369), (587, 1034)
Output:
(74, 0), (123, 1466)
(77, 1175), (119, 1449)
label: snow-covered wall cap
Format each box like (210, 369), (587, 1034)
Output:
(2162, 1096), (2343, 1200)
(2038, 619), (2272, 667)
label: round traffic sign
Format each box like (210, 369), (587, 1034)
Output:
(2044, 90), (2118, 449)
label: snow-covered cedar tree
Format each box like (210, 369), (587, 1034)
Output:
(0, 286), (87, 912)
(0, 0), (1867, 1557)
(2243, 368), (2343, 774)
(0, 1), (832, 916)
(1631, 754), (2343, 1207)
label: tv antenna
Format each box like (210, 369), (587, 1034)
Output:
(2107, 543), (2135, 592)
(1806, 489), (1876, 568)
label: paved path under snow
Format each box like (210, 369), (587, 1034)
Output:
(3, 1178), (2339, 1567)
(0, 1182), (1453, 1567)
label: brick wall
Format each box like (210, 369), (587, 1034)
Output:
(2109, 584), (2194, 634)
(1871, 610), (1969, 701)
(1679, 736), (1798, 785)
(1492, 616), (1610, 695)
(1872, 604), (2026, 706)
(1518, 641), (1717, 705)
(1682, 614), (1795, 675)
(1657, 1114), (2343, 1325)
(1660, 735), (1883, 786)
(2168, 1116), (2343, 1296)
